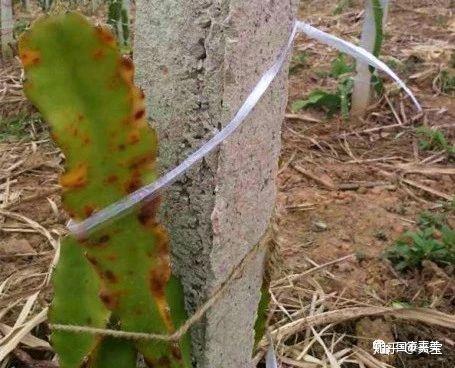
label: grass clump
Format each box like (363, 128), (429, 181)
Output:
(438, 69), (455, 95)
(385, 211), (455, 271)
(416, 126), (455, 155)
(0, 115), (32, 140)
(333, 0), (353, 15)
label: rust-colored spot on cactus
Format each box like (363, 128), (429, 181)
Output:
(86, 254), (99, 267)
(138, 197), (160, 227)
(104, 270), (118, 283)
(154, 226), (170, 256)
(171, 345), (183, 361)
(70, 126), (79, 137)
(124, 174), (142, 194)
(84, 205), (95, 217)
(149, 268), (168, 298)
(99, 288), (119, 310)
(119, 56), (134, 83)
(120, 56), (134, 71)
(95, 26), (115, 47)
(121, 116), (131, 126)
(127, 129), (140, 144)
(92, 48), (105, 60)
(149, 248), (173, 331)
(106, 254), (117, 261)
(97, 235), (110, 243)
(105, 174), (118, 184)
(134, 109), (145, 120)
(157, 357), (171, 367)
(60, 163), (87, 188)
(20, 49), (41, 67)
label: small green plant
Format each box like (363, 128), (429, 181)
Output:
(385, 212), (455, 271)
(330, 53), (354, 77)
(289, 51), (308, 74)
(416, 126), (455, 155)
(438, 69), (455, 95)
(291, 54), (354, 119)
(333, 0), (353, 15)
(0, 115), (33, 140)
(14, 19), (30, 38)
(450, 51), (455, 68)
(107, 0), (130, 47)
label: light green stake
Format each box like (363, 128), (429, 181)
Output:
(351, 0), (389, 116)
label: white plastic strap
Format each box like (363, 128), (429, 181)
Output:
(68, 20), (420, 237)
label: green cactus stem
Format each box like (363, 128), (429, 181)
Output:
(19, 12), (190, 368)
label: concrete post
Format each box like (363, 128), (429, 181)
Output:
(134, 1), (296, 366)
(1, 0), (14, 59)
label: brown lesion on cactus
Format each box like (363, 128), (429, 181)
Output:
(104, 174), (118, 184)
(128, 154), (153, 170)
(82, 134), (91, 145)
(92, 48), (105, 60)
(83, 234), (110, 248)
(97, 234), (110, 243)
(119, 56), (134, 84)
(138, 197), (160, 227)
(148, 225), (174, 332)
(104, 269), (118, 283)
(127, 129), (141, 144)
(86, 254), (99, 267)
(124, 172), (142, 194)
(157, 356), (172, 367)
(94, 26), (116, 47)
(120, 56), (134, 72)
(60, 163), (88, 188)
(84, 205), (95, 217)
(99, 288), (120, 310)
(69, 125), (79, 137)
(134, 109), (145, 121)
(170, 345), (183, 361)
(19, 49), (41, 67)
(105, 253), (117, 261)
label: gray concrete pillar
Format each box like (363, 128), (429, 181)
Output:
(134, 1), (296, 366)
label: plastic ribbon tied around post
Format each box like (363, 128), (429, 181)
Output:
(68, 19), (422, 238)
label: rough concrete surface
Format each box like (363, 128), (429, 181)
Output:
(134, 0), (296, 366)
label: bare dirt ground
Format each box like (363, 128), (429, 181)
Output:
(0, 1), (454, 367)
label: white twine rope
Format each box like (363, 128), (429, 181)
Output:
(68, 20), (421, 237)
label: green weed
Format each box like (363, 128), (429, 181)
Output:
(385, 211), (455, 271)
(291, 54), (355, 119)
(416, 126), (455, 155)
(0, 115), (32, 140)
(439, 69), (455, 94)
(333, 0), (353, 15)
(289, 51), (308, 74)
(330, 53), (354, 78)
(14, 19), (29, 38)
